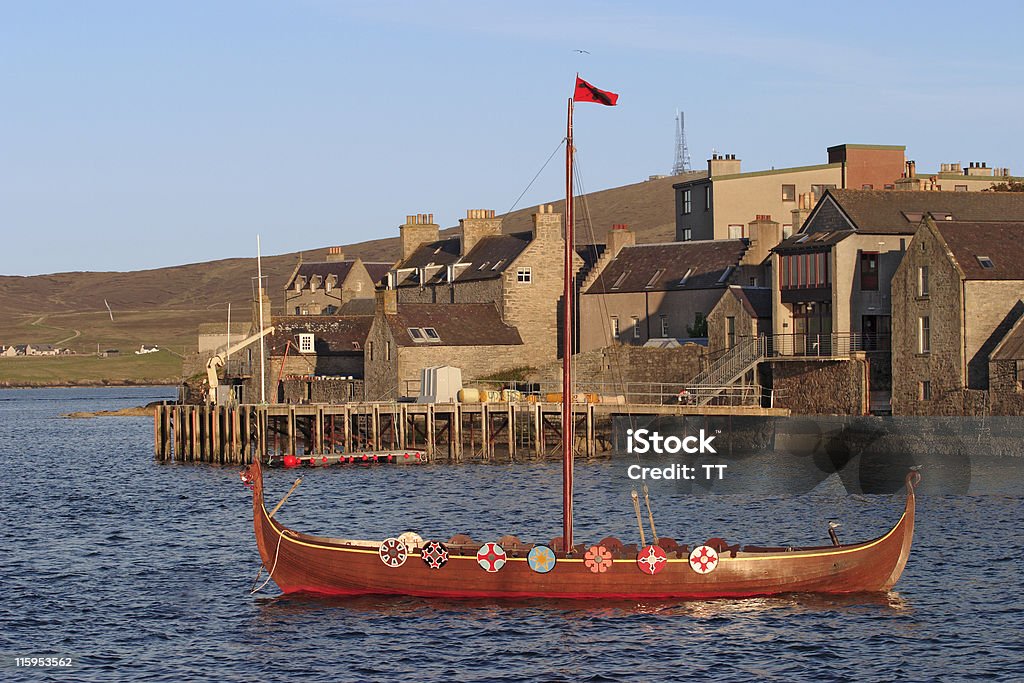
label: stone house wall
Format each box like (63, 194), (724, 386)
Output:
(764, 358), (868, 415)
(890, 224), (965, 415)
(988, 359), (1024, 415)
(707, 290), (758, 356)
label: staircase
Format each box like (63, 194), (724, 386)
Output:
(685, 335), (767, 405)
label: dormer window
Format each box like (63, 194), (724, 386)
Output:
(977, 256), (994, 269)
(408, 327), (425, 342)
(297, 333), (315, 353)
(294, 276), (306, 292)
(325, 274), (337, 293)
(407, 327), (441, 343)
(423, 327), (440, 341)
(309, 275), (322, 291)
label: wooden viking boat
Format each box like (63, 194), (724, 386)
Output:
(244, 76), (918, 599)
(245, 456), (917, 599)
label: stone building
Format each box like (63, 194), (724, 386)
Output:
(385, 207), (583, 364)
(262, 315), (373, 403)
(706, 285), (772, 357)
(673, 144), (907, 244)
(579, 238), (751, 352)
(364, 290), (524, 401)
(283, 247), (391, 316)
(891, 219), (1024, 415)
(988, 317), (1024, 415)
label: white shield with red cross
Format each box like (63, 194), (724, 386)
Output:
(476, 542), (507, 573)
(688, 545), (719, 574)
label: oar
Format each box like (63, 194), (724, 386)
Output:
(269, 477), (302, 518)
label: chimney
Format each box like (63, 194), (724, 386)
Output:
(532, 204), (562, 242)
(459, 209), (502, 257)
(325, 246), (346, 262)
(744, 215), (781, 266)
(708, 153), (742, 176)
(906, 160), (916, 178)
(399, 213), (440, 261)
(606, 224), (635, 258)
(376, 288), (398, 316)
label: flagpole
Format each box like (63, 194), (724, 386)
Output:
(562, 94), (575, 554)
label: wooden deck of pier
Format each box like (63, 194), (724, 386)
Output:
(153, 401), (789, 465)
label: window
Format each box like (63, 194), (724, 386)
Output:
(782, 184), (796, 201)
(490, 259), (504, 270)
(683, 189), (692, 214)
(517, 267), (532, 283)
(423, 327), (440, 341)
(728, 224), (744, 239)
(902, 212), (925, 223)
(682, 228), (692, 241)
(726, 316), (736, 349)
(860, 252), (879, 290)
(920, 381), (931, 401)
(783, 224), (793, 239)
(704, 185), (711, 211)
(861, 184), (874, 190)
(717, 266), (735, 284)
(632, 316), (641, 339)
(918, 266), (929, 297)
(408, 327), (425, 342)
(645, 269), (664, 288)
(977, 256), (994, 269)
(749, 277), (758, 287)
(325, 281), (333, 293)
(810, 184), (836, 198)
(297, 333), (314, 353)
(919, 316), (931, 354)
(294, 306), (302, 315)
(660, 315), (669, 338)
(611, 317), (620, 339)
(386, 341), (392, 361)
(884, 184), (895, 190)
(368, 341), (374, 361)
(611, 270), (630, 290)
(678, 268), (694, 286)
(955, 184), (968, 192)
(353, 281), (361, 292)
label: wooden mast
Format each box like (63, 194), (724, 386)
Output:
(562, 95), (575, 552)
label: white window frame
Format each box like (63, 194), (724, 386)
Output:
(683, 189), (692, 214)
(297, 333), (315, 353)
(632, 316), (641, 339)
(611, 317), (620, 339)
(517, 267), (532, 283)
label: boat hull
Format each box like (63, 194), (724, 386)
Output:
(248, 460), (916, 599)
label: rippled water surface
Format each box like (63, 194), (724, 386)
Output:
(1, 388), (1022, 682)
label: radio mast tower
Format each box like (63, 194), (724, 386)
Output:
(672, 110), (692, 175)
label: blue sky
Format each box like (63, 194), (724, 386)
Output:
(3, 0), (1023, 275)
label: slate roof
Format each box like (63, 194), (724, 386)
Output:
(584, 240), (748, 295)
(338, 298), (376, 316)
(386, 303), (523, 347)
(392, 232), (534, 287)
(730, 286), (773, 319)
(934, 221), (1024, 280)
(990, 309), (1024, 361)
(821, 189), (1024, 234)
(266, 316), (372, 355)
(285, 261), (355, 289)
(364, 262), (393, 286)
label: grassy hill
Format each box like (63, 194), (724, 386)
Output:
(0, 173), (697, 385)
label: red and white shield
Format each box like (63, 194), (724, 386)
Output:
(476, 542), (507, 573)
(688, 545), (719, 574)
(636, 545), (668, 575)
(379, 538), (408, 568)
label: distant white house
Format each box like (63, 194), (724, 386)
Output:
(135, 345), (160, 355)
(27, 344), (59, 356)
(0, 345), (16, 357)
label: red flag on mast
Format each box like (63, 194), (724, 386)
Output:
(574, 76), (618, 106)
